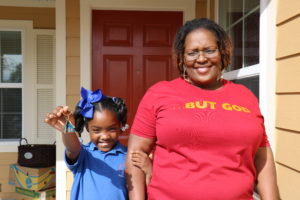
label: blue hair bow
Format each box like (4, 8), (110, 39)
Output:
(78, 87), (106, 118)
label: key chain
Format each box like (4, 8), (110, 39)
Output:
(63, 113), (78, 137)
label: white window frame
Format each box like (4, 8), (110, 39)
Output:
(215, 0), (260, 82)
(0, 20), (35, 152)
(223, 64), (260, 80)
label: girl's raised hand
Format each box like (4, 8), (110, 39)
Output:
(44, 106), (74, 133)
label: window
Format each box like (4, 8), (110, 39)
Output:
(0, 31), (22, 140)
(219, 0), (260, 98)
(0, 21), (55, 151)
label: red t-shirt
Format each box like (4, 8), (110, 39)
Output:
(131, 78), (269, 200)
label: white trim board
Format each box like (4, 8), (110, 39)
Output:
(259, 0), (276, 152)
(223, 64), (260, 80)
(55, 0), (67, 199)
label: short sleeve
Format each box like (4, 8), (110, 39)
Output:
(130, 85), (160, 139)
(258, 116), (270, 147)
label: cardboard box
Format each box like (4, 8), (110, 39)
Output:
(14, 187), (55, 200)
(8, 164), (55, 191)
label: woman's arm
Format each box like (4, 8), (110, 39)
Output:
(254, 146), (279, 200)
(125, 134), (155, 200)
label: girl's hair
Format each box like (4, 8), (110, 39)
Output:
(73, 97), (128, 135)
(173, 18), (232, 74)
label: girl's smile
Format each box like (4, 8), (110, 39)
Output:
(88, 109), (122, 152)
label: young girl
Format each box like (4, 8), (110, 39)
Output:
(45, 87), (128, 200)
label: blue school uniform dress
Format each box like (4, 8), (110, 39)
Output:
(65, 141), (128, 200)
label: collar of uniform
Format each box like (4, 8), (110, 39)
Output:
(87, 141), (126, 155)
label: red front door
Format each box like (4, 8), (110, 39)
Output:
(92, 10), (182, 144)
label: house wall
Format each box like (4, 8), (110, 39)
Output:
(65, 0), (80, 198)
(66, 0), (81, 110)
(0, 153), (17, 199)
(0, 6), (55, 29)
(195, 0), (215, 20)
(275, 0), (300, 199)
(0, 5), (55, 199)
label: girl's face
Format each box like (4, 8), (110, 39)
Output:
(183, 28), (222, 90)
(87, 109), (122, 152)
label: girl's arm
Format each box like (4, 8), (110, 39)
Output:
(61, 126), (81, 161)
(254, 147), (280, 200)
(45, 106), (81, 161)
(131, 150), (153, 186)
(125, 134), (155, 200)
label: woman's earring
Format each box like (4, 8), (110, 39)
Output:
(217, 68), (224, 82)
(183, 65), (190, 83)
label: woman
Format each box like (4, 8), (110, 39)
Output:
(126, 18), (279, 200)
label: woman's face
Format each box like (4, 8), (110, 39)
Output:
(183, 28), (222, 90)
(88, 109), (121, 152)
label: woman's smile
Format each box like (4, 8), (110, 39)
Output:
(184, 28), (222, 90)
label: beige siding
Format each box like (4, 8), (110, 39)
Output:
(276, 57), (300, 93)
(66, 56), (80, 110)
(196, 0), (208, 19)
(276, 163), (300, 199)
(276, 95), (300, 131)
(277, 0), (300, 25)
(67, 96), (80, 112)
(276, 130), (300, 169)
(67, 76), (81, 96)
(0, 6), (55, 29)
(195, 0), (215, 20)
(209, 0), (215, 20)
(66, 18), (80, 37)
(66, 0), (80, 198)
(67, 57), (80, 75)
(66, 38), (80, 57)
(0, 153), (17, 198)
(276, 0), (300, 199)
(66, 0), (80, 111)
(276, 17), (300, 59)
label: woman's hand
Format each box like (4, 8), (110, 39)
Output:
(44, 106), (74, 133)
